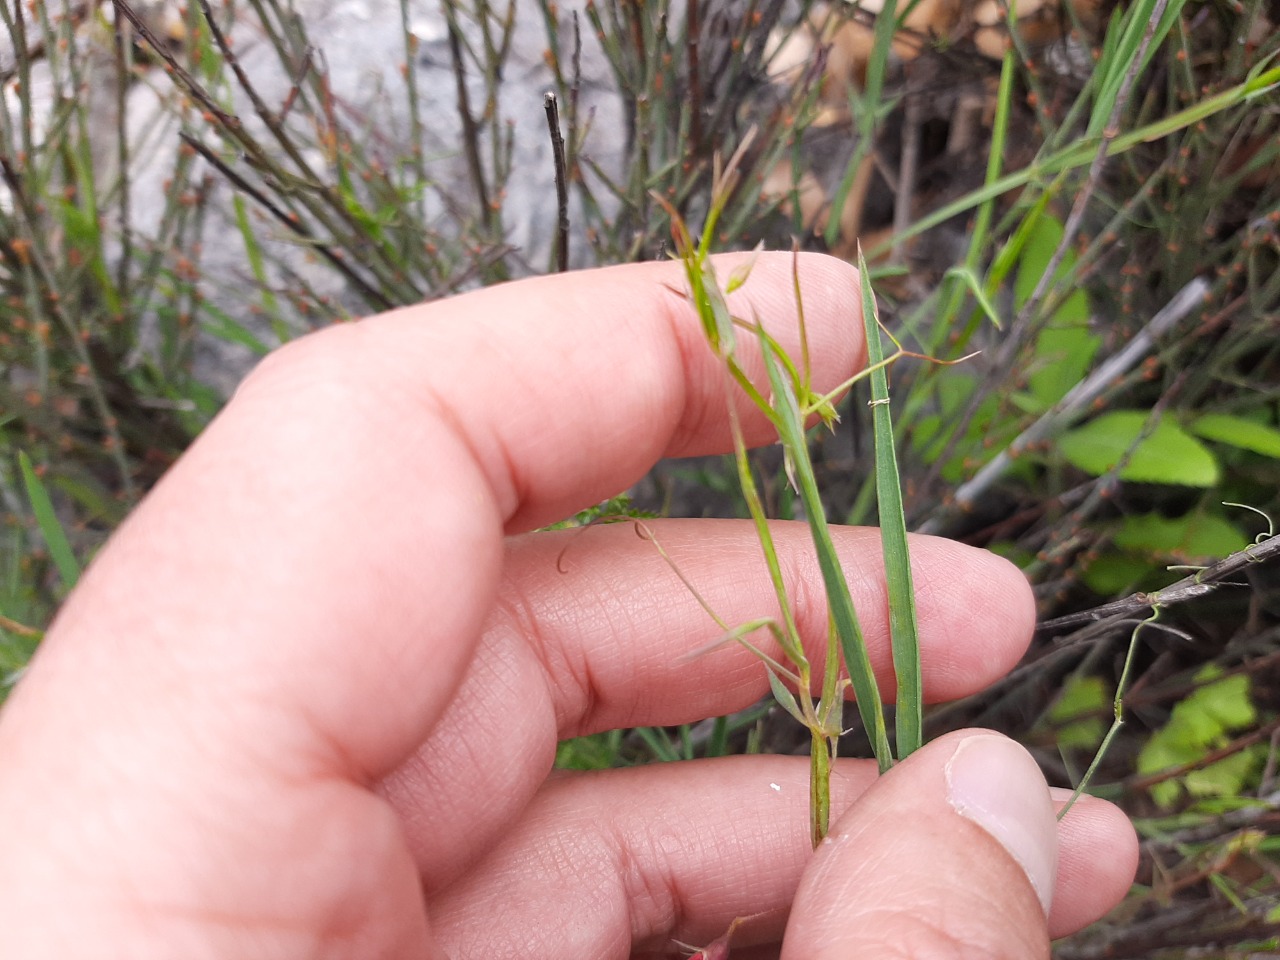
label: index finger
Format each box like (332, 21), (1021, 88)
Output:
(10, 254), (864, 782)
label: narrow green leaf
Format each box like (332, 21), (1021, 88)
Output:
(201, 302), (271, 356)
(725, 389), (805, 667)
(699, 259), (736, 356)
(680, 253), (735, 357)
(759, 331), (893, 771)
(987, 187), (1054, 301)
(1089, 0), (1187, 138)
(233, 196), (287, 344)
(767, 667), (808, 727)
(18, 452), (80, 590)
(633, 726), (682, 764)
(867, 65), (1280, 259)
(725, 241), (763, 294)
(962, 49), (1014, 294)
(1059, 606), (1154, 819)
(707, 715), (730, 758)
(858, 252), (922, 761)
(941, 267), (1003, 331)
(1056, 411), (1220, 487)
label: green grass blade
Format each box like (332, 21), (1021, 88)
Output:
(725, 391), (806, 667)
(857, 253), (922, 760)
(930, 48), (1015, 343)
(867, 64), (1280, 259)
(768, 667), (808, 727)
(707, 715), (729, 758)
(201, 300), (272, 356)
(758, 333), (893, 771)
(18, 451), (80, 590)
(1058, 606), (1157, 819)
(824, 0), (899, 247)
(233, 195), (288, 344)
(633, 725), (682, 763)
(942, 267), (1003, 332)
(1089, 0), (1186, 138)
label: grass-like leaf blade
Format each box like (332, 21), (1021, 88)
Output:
(18, 451), (81, 591)
(858, 251), (923, 760)
(758, 329), (893, 772)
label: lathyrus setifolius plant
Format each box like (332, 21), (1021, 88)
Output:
(648, 138), (972, 847)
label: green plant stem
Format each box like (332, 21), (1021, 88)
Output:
(810, 727), (831, 847)
(1058, 606), (1158, 819)
(759, 333), (893, 773)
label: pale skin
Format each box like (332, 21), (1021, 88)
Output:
(0, 253), (1137, 959)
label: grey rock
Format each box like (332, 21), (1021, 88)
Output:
(9, 0), (630, 392)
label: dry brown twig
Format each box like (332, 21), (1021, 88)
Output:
(1038, 533), (1280, 642)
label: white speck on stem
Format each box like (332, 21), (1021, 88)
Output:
(769, 782), (781, 792)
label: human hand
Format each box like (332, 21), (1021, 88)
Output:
(0, 253), (1135, 959)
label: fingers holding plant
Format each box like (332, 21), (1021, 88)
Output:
(380, 518), (1035, 889)
(412, 744), (1134, 958)
(0, 251), (877, 959)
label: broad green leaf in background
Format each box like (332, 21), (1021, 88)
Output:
(1046, 675), (1109, 751)
(1013, 214), (1100, 412)
(1081, 553), (1152, 596)
(1013, 212), (1067, 307)
(1191, 413), (1280, 459)
(1112, 511), (1249, 561)
(1082, 509), (1247, 595)
(1056, 411), (1220, 487)
(1182, 748), (1265, 804)
(1138, 668), (1261, 809)
(1185, 670), (1256, 731)
(1027, 323), (1098, 412)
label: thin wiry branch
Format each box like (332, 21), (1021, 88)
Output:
(1038, 534), (1280, 642)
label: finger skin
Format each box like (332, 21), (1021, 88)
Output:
(781, 730), (1138, 960)
(382, 519), (1034, 890)
(425, 756), (857, 960)
(0, 254), (862, 957)
(787, 734), (1051, 960)
(1047, 787), (1139, 937)
(418, 755), (1135, 959)
(3, 254), (862, 780)
(0, 252), (1120, 960)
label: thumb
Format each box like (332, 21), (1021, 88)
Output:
(784, 730), (1058, 960)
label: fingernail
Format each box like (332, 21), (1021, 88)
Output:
(945, 733), (1058, 915)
